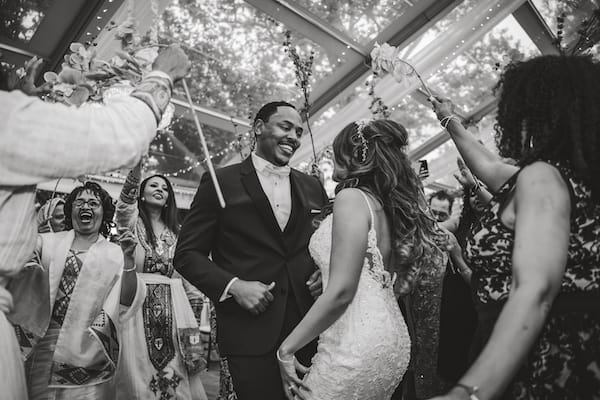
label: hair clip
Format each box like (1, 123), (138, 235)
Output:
(355, 119), (371, 163)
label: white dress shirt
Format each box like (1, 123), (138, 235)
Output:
(251, 153), (292, 231)
(219, 153), (293, 301)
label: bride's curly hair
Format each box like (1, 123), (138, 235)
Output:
(326, 119), (446, 295)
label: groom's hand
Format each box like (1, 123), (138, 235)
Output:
(229, 280), (276, 315)
(306, 270), (322, 299)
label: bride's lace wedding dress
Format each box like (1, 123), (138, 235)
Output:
(302, 191), (411, 399)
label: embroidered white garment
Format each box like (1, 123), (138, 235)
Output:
(252, 153), (291, 231)
(302, 191), (410, 400)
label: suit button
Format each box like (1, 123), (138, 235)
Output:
(280, 287), (287, 295)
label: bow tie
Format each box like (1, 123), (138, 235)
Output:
(263, 163), (291, 177)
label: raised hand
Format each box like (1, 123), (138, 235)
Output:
(229, 279), (276, 315)
(38, 218), (52, 233)
(428, 96), (456, 120)
(309, 163), (324, 183)
(454, 158), (477, 190)
(152, 44), (191, 83)
(13, 56), (52, 96)
(117, 228), (137, 260)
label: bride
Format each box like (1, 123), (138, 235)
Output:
(277, 119), (446, 400)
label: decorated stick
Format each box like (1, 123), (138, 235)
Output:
(398, 59), (434, 98)
(181, 78), (226, 208)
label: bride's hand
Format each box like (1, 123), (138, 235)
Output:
(277, 348), (310, 400)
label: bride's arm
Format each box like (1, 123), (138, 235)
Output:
(279, 188), (369, 356)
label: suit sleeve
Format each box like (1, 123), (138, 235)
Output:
(174, 172), (235, 302)
(319, 177), (329, 204)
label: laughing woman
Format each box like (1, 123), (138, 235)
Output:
(9, 181), (145, 399)
(115, 163), (207, 400)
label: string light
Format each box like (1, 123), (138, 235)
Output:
(160, 130), (254, 177)
(89, 172), (196, 197)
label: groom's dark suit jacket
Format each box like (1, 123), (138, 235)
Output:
(174, 156), (328, 356)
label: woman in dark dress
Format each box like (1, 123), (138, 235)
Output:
(429, 55), (600, 399)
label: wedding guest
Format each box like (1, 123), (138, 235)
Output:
(0, 45), (189, 397)
(437, 160), (482, 384)
(429, 190), (454, 225)
(278, 119), (446, 400)
(9, 182), (145, 399)
(37, 197), (66, 233)
(174, 101), (328, 400)
(115, 164), (207, 400)
(429, 54), (600, 399)
(400, 190), (454, 399)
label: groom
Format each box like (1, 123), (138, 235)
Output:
(174, 101), (328, 399)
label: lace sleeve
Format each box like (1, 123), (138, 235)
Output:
(115, 166), (141, 230)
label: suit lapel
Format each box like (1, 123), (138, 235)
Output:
(240, 157), (284, 237)
(283, 170), (308, 235)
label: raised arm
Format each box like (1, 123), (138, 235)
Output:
(0, 91), (154, 185)
(117, 228), (139, 307)
(115, 164), (142, 231)
(436, 162), (570, 400)
(430, 98), (518, 193)
(0, 45), (190, 186)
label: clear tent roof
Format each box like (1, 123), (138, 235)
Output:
(2, 0), (599, 206)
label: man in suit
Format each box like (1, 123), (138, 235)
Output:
(174, 101), (328, 400)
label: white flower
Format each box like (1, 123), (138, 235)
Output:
(370, 42), (398, 74)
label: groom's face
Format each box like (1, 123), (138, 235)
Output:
(255, 106), (303, 166)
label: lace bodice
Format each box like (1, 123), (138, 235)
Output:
(302, 191), (410, 400)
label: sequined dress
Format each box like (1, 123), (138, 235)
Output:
(302, 192), (411, 399)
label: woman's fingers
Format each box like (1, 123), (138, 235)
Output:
(290, 374), (310, 393)
(295, 359), (310, 375)
(283, 384), (295, 400)
(290, 385), (307, 400)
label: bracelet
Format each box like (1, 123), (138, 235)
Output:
(145, 70), (174, 91)
(455, 382), (480, 400)
(440, 114), (461, 129)
(276, 348), (295, 364)
(130, 79), (172, 123)
(120, 170), (141, 203)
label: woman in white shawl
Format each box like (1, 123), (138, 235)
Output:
(9, 181), (145, 399)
